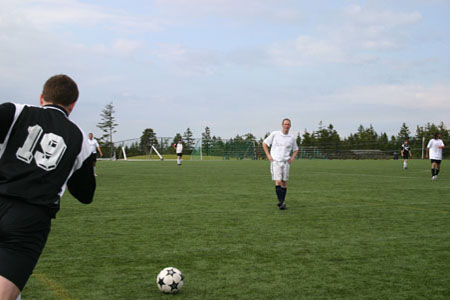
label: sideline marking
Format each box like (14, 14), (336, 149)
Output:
(34, 273), (78, 300)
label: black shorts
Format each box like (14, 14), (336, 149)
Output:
(431, 159), (442, 165)
(90, 153), (97, 162)
(177, 153), (183, 158)
(402, 153), (409, 159)
(0, 198), (51, 291)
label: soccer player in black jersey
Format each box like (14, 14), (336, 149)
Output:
(401, 140), (412, 169)
(0, 75), (96, 300)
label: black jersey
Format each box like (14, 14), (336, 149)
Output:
(401, 144), (410, 153)
(0, 102), (95, 217)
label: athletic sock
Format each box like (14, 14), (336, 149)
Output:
(93, 166), (96, 174)
(275, 186), (283, 202)
(281, 187), (287, 202)
(436, 168), (440, 176)
(432, 168), (436, 176)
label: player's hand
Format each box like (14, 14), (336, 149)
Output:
(288, 158), (294, 164)
(267, 154), (273, 161)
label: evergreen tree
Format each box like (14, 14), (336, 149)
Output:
(397, 123), (411, 141)
(202, 126), (212, 155)
(140, 128), (158, 153)
(97, 102), (118, 157)
(183, 128), (194, 151)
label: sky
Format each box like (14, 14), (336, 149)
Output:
(1, 0), (449, 141)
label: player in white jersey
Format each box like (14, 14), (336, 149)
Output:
(263, 118), (299, 210)
(426, 133), (445, 180)
(175, 140), (183, 166)
(87, 133), (103, 176)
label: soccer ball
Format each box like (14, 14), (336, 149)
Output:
(156, 267), (184, 294)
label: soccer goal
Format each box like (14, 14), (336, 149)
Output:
(191, 138), (256, 160)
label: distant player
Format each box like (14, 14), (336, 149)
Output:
(263, 118), (299, 210)
(174, 140), (183, 166)
(426, 133), (445, 180)
(88, 133), (103, 176)
(401, 140), (412, 169)
(0, 75), (96, 300)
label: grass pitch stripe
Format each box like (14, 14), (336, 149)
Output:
(34, 273), (78, 300)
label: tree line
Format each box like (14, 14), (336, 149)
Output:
(96, 103), (448, 158)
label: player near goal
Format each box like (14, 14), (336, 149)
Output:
(0, 75), (96, 300)
(88, 132), (103, 176)
(175, 140), (183, 166)
(401, 140), (412, 169)
(263, 118), (299, 210)
(426, 133), (445, 180)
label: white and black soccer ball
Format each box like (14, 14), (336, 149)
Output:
(156, 267), (184, 294)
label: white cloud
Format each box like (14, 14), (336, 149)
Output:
(267, 35), (346, 66)
(266, 4), (424, 67)
(331, 83), (450, 110)
(154, 0), (302, 23)
(0, 0), (166, 32)
(150, 44), (222, 76)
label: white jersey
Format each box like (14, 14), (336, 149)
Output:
(264, 131), (298, 162)
(427, 138), (445, 160)
(176, 143), (183, 154)
(87, 138), (100, 154)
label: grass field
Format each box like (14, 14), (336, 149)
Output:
(24, 159), (450, 299)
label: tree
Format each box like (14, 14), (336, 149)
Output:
(97, 102), (118, 157)
(202, 126), (212, 155)
(183, 128), (194, 151)
(301, 129), (315, 146)
(397, 123), (411, 141)
(140, 128), (158, 153)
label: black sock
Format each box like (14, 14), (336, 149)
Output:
(275, 186), (283, 202)
(281, 187), (287, 202)
(436, 168), (440, 175)
(432, 169), (436, 176)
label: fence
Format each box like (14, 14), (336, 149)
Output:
(100, 138), (445, 160)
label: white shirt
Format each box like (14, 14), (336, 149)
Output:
(264, 131), (299, 162)
(176, 143), (183, 154)
(427, 138), (445, 160)
(87, 138), (100, 154)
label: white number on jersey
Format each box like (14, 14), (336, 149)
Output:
(16, 125), (67, 171)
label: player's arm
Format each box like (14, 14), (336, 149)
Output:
(288, 150), (298, 164)
(97, 145), (103, 157)
(262, 142), (273, 161)
(67, 156), (96, 204)
(0, 102), (16, 143)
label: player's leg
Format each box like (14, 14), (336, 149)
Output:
(278, 162), (290, 210)
(0, 276), (20, 300)
(0, 200), (51, 297)
(431, 160), (437, 179)
(435, 161), (441, 177)
(271, 161), (284, 207)
(92, 153), (98, 176)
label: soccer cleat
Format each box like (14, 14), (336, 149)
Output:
(279, 203), (287, 210)
(432, 176), (437, 180)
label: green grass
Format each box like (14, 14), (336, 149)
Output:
(24, 160), (450, 299)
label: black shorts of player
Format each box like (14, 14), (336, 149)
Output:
(431, 159), (442, 165)
(402, 153), (409, 159)
(90, 152), (97, 162)
(177, 153), (183, 158)
(0, 198), (51, 291)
